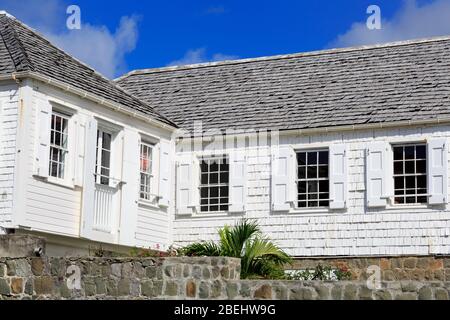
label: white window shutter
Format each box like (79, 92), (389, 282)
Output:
(34, 101), (52, 178)
(73, 116), (85, 187)
(119, 130), (140, 246)
(366, 141), (389, 207)
(329, 144), (347, 209)
(271, 146), (296, 212)
(229, 151), (247, 213)
(158, 140), (171, 207)
(427, 138), (448, 205)
(80, 116), (98, 239)
(176, 155), (199, 215)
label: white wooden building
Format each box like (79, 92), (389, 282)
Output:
(1, 12), (450, 257)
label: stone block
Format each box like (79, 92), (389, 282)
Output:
(254, 284), (272, 299)
(164, 280), (178, 296)
(434, 288), (449, 300)
(10, 277), (23, 294)
(418, 286), (433, 300)
(211, 280), (222, 298)
(0, 278), (10, 295)
(226, 282), (239, 299)
(34, 276), (54, 295)
(31, 258), (45, 276)
(6, 259), (31, 277)
(186, 280), (196, 298)
(199, 282), (209, 299)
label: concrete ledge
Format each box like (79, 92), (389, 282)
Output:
(0, 235), (46, 258)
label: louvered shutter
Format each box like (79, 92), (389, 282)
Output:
(176, 155), (199, 215)
(158, 140), (171, 207)
(34, 101), (52, 178)
(271, 146), (296, 211)
(427, 138), (448, 205)
(329, 144), (347, 209)
(73, 115), (85, 186)
(366, 142), (389, 207)
(229, 151), (247, 213)
(119, 130), (140, 246)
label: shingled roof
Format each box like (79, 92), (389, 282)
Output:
(0, 12), (176, 128)
(117, 36), (450, 134)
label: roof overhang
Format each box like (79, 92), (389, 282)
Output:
(0, 71), (177, 132)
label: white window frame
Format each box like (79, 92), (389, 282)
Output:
(391, 142), (428, 206)
(295, 148), (330, 209)
(199, 155), (230, 213)
(46, 109), (76, 187)
(139, 141), (154, 201)
(95, 127), (114, 187)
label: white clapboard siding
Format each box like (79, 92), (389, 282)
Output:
(271, 146), (296, 211)
(427, 138), (448, 205)
(173, 125), (450, 257)
(229, 151), (247, 213)
(158, 140), (171, 207)
(366, 141), (389, 207)
(34, 100), (52, 178)
(329, 144), (347, 209)
(0, 84), (19, 227)
(119, 129), (140, 246)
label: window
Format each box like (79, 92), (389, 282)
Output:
(200, 156), (229, 212)
(297, 150), (329, 208)
(49, 111), (69, 179)
(95, 129), (112, 185)
(393, 144), (427, 204)
(140, 142), (153, 200)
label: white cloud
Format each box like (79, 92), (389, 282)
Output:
(168, 48), (238, 66)
(330, 0), (450, 48)
(0, 0), (139, 78)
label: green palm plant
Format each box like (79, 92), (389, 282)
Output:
(179, 219), (292, 279)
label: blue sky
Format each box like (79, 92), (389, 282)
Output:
(1, 0), (449, 78)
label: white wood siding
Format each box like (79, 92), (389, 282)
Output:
(0, 83), (18, 228)
(135, 204), (170, 251)
(174, 126), (450, 256)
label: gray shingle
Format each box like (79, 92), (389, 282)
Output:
(0, 13), (176, 128)
(117, 37), (450, 135)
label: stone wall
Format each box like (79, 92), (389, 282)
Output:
(290, 255), (450, 281)
(0, 256), (240, 300)
(1, 256), (450, 300)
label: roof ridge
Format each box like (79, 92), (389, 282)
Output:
(115, 34), (450, 81)
(0, 14), (34, 72)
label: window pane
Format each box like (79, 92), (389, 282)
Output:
(210, 162), (218, 172)
(220, 186), (228, 197)
(307, 166), (317, 179)
(101, 150), (111, 168)
(319, 180), (329, 193)
(220, 172), (229, 183)
(318, 151), (328, 165)
(404, 146), (415, 160)
(405, 161), (414, 174)
(308, 181), (318, 193)
(394, 162), (403, 175)
(318, 165), (328, 178)
(210, 172), (218, 184)
(297, 153), (306, 165)
(201, 174), (208, 184)
(298, 167), (306, 179)
(394, 177), (404, 190)
(393, 147), (403, 160)
(102, 132), (112, 150)
(307, 152), (317, 165)
(210, 186), (219, 198)
(200, 161), (208, 173)
(298, 181), (306, 194)
(416, 146), (426, 159)
(200, 187), (208, 198)
(416, 160), (426, 174)
(417, 176), (426, 189)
